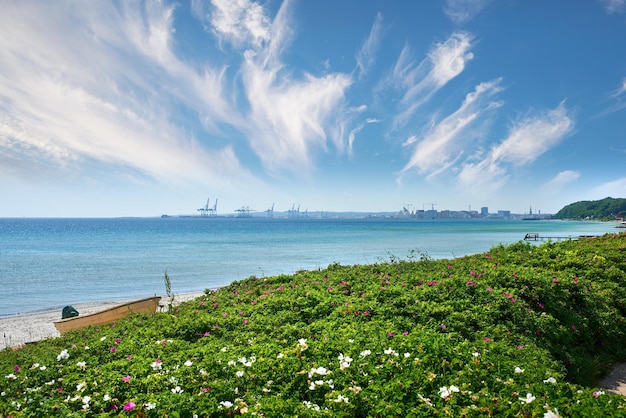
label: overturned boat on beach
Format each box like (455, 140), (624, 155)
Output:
(53, 296), (161, 334)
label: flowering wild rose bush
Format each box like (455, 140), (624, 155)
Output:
(1, 233), (626, 416)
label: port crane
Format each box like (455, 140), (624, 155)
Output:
(398, 204), (413, 218)
(424, 203), (437, 219)
(235, 206), (255, 218)
(287, 204), (300, 218)
(197, 198), (218, 217)
(197, 198), (210, 217)
(208, 199), (218, 217)
(266, 203), (274, 218)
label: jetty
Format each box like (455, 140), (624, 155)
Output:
(523, 233), (597, 241)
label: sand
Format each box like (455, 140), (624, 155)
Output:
(598, 362), (626, 396)
(1, 291), (624, 396)
(0, 292), (204, 349)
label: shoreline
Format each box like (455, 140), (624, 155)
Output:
(0, 292), (205, 349)
(0, 286), (213, 319)
(2, 219), (618, 318)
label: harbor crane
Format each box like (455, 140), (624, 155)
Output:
(266, 203), (274, 218)
(197, 198), (210, 217)
(400, 203), (414, 218)
(198, 198), (218, 217)
(287, 204), (300, 218)
(423, 203), (437, 219)
(208, 199), (218, 217)
(235, 206), (255, 218)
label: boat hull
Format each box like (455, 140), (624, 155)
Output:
(53, 296), (161, 334)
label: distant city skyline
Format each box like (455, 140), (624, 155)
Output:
(1, 1), (625, 217)
(177, 197), (548, 219)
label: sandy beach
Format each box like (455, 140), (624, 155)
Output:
(599, 363), (626, 396)
(0, 292), (204, 349)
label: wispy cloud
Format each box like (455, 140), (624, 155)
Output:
(599, 0), (626, 13)
(201, 0), (353, 173)
(444, 0), (493, 24)
(455, 154), (509, 194)
(193, 0), (270, 48)
(355, 13), (384, 79)
(348, 117), (381, 155)
(459, 101), (574, 190)
(609, 77), (626, 99)
(605, 77), (626, 113)
(400, 78), (503, 178)
(544, 170), (581, 188)
(0, 0), (356, 191)
(590, 177), (626, 199)
(593, 77), (626, 118)
(241, 66), (352, 172)
(427, 33), (474, 87)
(492, 102), (574, 165)
(387, 32), (474, 129)
(0, 1), (254, 191)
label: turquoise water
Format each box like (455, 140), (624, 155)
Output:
(0, 217), (618, 316)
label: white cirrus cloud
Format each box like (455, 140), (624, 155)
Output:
(459, 101), (574, 191)
(355, 12), (384, 79)
(241, 57), (352, 172)
(0, 1), (251, 189)
(400, 78), (504, 178)
(544, 170), (581, 188)
(607, 77), (626, 100)
(593, 77), (626, 118)
(456, 154), (509, 194)
(491, 102), (574, 165)
(599, 0), (625, 13)
(444, 0), (493, 24)
(605, 77), (626, 113)
(428, 33), (475, 87)
(345, 115), (382, 155)
(388, 32), (474, 129)
(347, 125), (365, 155)
(1, 0), (358, 190)
(205, 0), (353, 173)
(590, 177), (626, 199)
(619, 78), (626, 95)
(200, 0), (271, 48)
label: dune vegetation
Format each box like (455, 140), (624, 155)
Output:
(2, 233), (626, 417)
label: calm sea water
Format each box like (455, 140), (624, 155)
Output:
(0, 217), (618, 316)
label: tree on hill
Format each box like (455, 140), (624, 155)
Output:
(554, 197), (626, 220)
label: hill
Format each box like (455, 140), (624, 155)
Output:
(554, 197), (626, 220)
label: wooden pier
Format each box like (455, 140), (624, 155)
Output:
(523, 233), (597, 241)
(523, 233), (571, 241)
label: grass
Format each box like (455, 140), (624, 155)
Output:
(1, 233), (626, 416)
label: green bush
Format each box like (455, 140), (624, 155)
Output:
(2, 233), (626, 416)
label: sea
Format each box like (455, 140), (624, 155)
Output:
(0, 217), (619, 317)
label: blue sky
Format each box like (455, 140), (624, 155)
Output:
(1, 0), (625, 217)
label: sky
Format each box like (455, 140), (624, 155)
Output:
(1, 0), (626, 217)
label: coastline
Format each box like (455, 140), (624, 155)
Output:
(0, 292), (204, 349)
(2, 218), (618, 318)
(3, 230), (626, 415)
